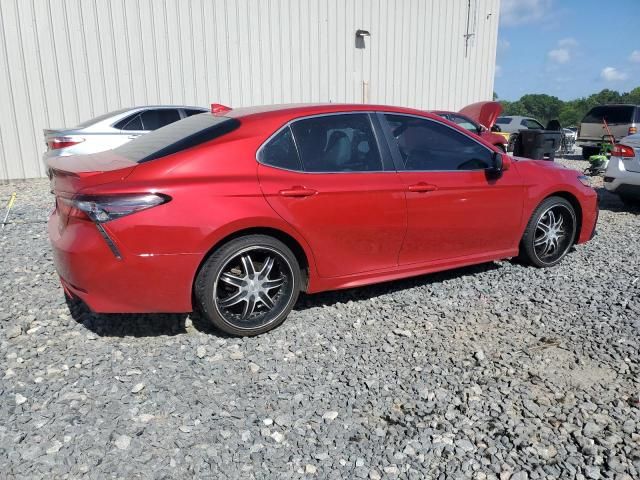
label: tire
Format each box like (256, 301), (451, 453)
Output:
(195, 235), (301, 336)
(620, 194), (640, 208)
(582, 147), (597, 160)
(519, 196), (577, 268)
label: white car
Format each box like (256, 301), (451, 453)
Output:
(604, 133), (640, 206)
(43, 105), (207, 163)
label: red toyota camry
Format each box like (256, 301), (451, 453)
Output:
(48, 104), (598, 336)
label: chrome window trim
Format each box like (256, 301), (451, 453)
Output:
(378, 112), (497, 173)
(256, 111), (390, 174)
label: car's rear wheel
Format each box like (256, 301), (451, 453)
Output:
(620, 194), (640, 208)
(582, 147), (597, 159)
(519, 197), (577, 268)
(195, 235), (301, 336)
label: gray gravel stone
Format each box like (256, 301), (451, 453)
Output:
(1, 157), (640, 478)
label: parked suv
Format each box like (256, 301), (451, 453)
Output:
(47, 104), (598, 336)
(577, 104), (640, 159)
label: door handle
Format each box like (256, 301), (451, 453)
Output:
(408, 183), (438, 193)
(279, 187), (317, 197)
(127, 134), (141, 139)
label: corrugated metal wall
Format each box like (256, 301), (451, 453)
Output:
(0, 0), (500, 181)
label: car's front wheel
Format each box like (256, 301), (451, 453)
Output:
(195, 235), (301, 336)
(519, 196), (577, 267)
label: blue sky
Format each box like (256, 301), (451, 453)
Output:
(496, 0), (640, 101)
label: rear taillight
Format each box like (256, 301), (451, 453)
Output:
(629, 126), (638, 135)
(59, 193), (169, 223)
(47, 136), (84, 150)
(611, 144), (635, 158)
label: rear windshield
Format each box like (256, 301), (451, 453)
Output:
(114, 113), (240, 163)
(496, 117), (512, 124)
(75, 108), (132, 128)
(582, 105), (635, 124)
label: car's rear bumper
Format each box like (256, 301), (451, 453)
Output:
(48, 211), (201, 313)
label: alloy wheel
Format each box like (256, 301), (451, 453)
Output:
(213, 246), (294, 330)
(533, 204), (575, 264)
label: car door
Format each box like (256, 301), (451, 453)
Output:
(378, 112), (524, 265)
(257, 112), (407, 278)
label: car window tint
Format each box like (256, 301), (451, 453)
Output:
(384, 114), (493, 171)
(521, 119), (543, 129)
(290, 114), (382, 172)
(496, 117), (512, 124)
(118, 113), (143, 131)
(114, 114), (240, 163)
(260, 127), (302, 171)
(184, 109), (206, 117)
(449, 114), (479, 132)
(140, 109), (181, 130)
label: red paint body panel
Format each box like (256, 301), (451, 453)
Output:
(258, 165), (407, 277)
(47, 104), (598, 313)
(459, 101), (502, 130)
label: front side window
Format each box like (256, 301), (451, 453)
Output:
(383, 114), (494, 171)
(521, 119), (543, 129)
(290, 114), (382, 172)
(449, 114), (480, 133)
(259, 127), (302, 171)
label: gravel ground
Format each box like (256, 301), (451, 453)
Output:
(1, 154), (639, 479)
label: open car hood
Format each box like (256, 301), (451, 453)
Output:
(459, 101), (502, 129)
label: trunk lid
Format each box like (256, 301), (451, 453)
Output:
(459, 101), (502, 129)
(47, 151), (137, 194)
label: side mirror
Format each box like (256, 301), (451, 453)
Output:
(486, 152), (510, 178)
(491, 125), (501, 132)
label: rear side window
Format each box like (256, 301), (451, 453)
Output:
(184, 109), (206, 117)
(290, 114), (382, 172)
(260, 127), (302, 171)
(117, 113), (143, 131)
(383, 114), (493, 171)
(496, 117), (512, 125)
(114, 114), (240, 163)
(582, 105), (635, 124)
(140, 109), (181, 130)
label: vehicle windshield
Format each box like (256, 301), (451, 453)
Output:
(114, 113), (240, 163)
(75, 108), (133, 128)
(582, 105), (635, 124)
(496, 117), (512, 125)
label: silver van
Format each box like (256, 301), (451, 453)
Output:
(577, 104), (639, 159)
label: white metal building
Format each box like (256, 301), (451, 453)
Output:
(0, 0), (500, 182)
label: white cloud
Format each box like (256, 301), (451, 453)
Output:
(558, 38), (578, 48)
(601, 67), (628, 81)
(500, 0), (553, 27)
(548, 48), (570, 64)
(630, 50), (640, 63)
(495, 65), (503, 78)
(498, 39), (511, 53)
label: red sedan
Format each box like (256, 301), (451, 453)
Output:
(48, 104), (598, 335)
